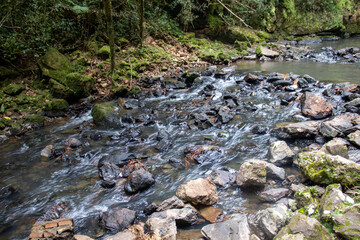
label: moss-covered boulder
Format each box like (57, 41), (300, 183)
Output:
(97, 45), (110, 59)
(332, 204), (360, 240)
(298, 151), (360, 187)
(91, 102), (122, 127)
(64, 72), (95, 98)
(44, 99), (69, 117)
(38, 48), (74, 82)
(4, 84), (25, 96)
(49, 79), (73, 99)
(274, 213), (332, 240)
(234, 41), (250, 52)
(23, 115), (45, 129)
(0, 66), (20, 81)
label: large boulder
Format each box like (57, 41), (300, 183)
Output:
(201, 214), (250, 240)
(298, 151), (360, 187)
(323, 138), (349, 158)
(146, 211), (177, 240)
(301, 92), (333, 119)
(176, 178), (218, 205)
(236, 160), (267, 188)
(272, 121), (320, 139)
(124, 168), (155, 194)
(38, 48), (73, 82)
(165, 205), (198, 226)
(248, 203), (288, 239)
(4, 84), (25, 96)
(258, 46), (279, 58)
(268, 141), (295, 166)
(274, 213), (332, 240)
(100, 208), (137, 232)
(91, 102), (122, 127)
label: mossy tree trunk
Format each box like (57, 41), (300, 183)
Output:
(104, 0), (115, 74)
(138, 0), (145, 48)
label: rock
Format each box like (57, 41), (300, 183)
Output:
(74, 235), (94, 240)
(201, 214), (250, 240)
(298, 151), (360, 186)
(259, 188), (289, 203)
(218, 106), (234, 123)
(266, 162), (286, 181)
(236, 160), (267, 188)
(69, 138), (82, 148)
(320, 121), (341, 138)
(100, 207), (136, 232)
(345, 98), (360, 113)
(38, 48), (73, 82)
(294, 187), (316, 209)
(320, 113), (359, 137)
(301, 92), (333, 119)
(348, 130), (360, 148)
(176, 178), (219, 205)
(268, 141), (295, 166)
(23, 115), (45, 129)
(4, 84), (25, 96)
(259, 46), (279, 58)
(38, 201), (69, 222)
(91, 102), (121, 127)
(209, 169), (236, 187)
(41, 145), (54, 159)
(303, 74), (317, 84)
(199, 206), (223, 223)
(274, 213), (331, 240)
(332, 204), (360, 240)
(323, 138), (349, 158)
(144, 202), (158, 215)
(98, 45), (110, 59)
(272, 121), (320, 139)
(98, 162), (121, 182)
(0, 66), (20, 80)
(272, 79), (293, 87)
(244, 73), (260, 84)
(157, 196), (185, 212)
(244, 54), (257, 60)
(29, 218), (74, 240)
(166, 205), (198, 226)
(319, 184), (354, 221)
(146, 211), (177, 240)
(248, 203), (288, 239)
(124, 168), (155, 194)
(103, 232), (136, 240)
(98, 153), (136, 168)
(101, 180), (116, 189)
(44, 99), (69, 117)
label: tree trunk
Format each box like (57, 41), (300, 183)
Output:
(138, 0), (145, 48)
(104, 0), (115, 74)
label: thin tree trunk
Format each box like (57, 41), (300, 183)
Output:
(104, 0), (115, 74)
(138, 0), (145, 48)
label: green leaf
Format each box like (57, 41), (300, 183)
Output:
(1, 104), (5, 113)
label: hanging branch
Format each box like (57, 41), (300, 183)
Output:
(215, 0), (252, 28)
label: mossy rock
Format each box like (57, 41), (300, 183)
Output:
(45, 99), (69, 112)
(0, 118), (13, 129)
(49, 79), (73, 99)
(64, 72), (95, 98)
(228, 27), (262, 44)
(9, 122), (21, 136)
(97, 45), (111, 60)
(0, 66), (20, 81)
(4, 84), (25, 96)
(234, 41), (250, 51)
(298, 151), (360, 187)
(24, 115), (45, 129)
(91, 102), (120, 126)
(38, 48), (74, 82)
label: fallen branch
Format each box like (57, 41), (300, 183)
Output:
(215, 0), (252, 28)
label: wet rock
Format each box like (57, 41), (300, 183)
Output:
(201, 214), (250, 240)
(103, 231), (136, 240)
(124, 168), (155, 194)
(259, 46), (279, 58)
(266, 162), (286, 181)
(69, 138), (82, 148)
(303, 74), (317, 84)
(268, 141), (295, 166)
(176, 178), (219, 205)
(38, 202), (69, 222)
(198, 206), (224, 223)
(144, 202), (158, 215)
(218, 106), (234, 123)
(236, 160), (267, 188)
(259, 188), (289, 203)
(251, 125), (267, 134)
(98, 153), (136, 169)
(281, 94), (297, 105)
(348, 130), (360, 148)
(98, 162), (121, 182)
(323, 138), (349, 158)
(320, 113), (359, 138)
(274, 213), (331, 240)
(319, 184), (354, 221)
(297, 78), (309, 88)
(29, 218), (74, 240)
(0, 185), (16, 199)
(272, 79), (293, 87)
(267, 73), (284, 82)
(146, 211), (177, 240)
(298, 150), (360, 186)
(272, 121), (320, 139)
(41, 145), (54, 159)
(248, 203), (288, 239)
(157, 196), (185, 212)
(121, 162), (144, 178)
(166, 205), (198, 226)
(301, 92), (333, 119)
(244, 73), (260, 84)
(182, 71), (200, 87)
(332, 204), (360, 240)
(345, 98), (360, 113)
(184, 145), (221, 164)
(0, 135), (8, 144)
(209, 169), (237, 187)
(91, 102), (122, 127)
(100, 207), (136, 232)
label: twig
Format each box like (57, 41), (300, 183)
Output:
(215, 0), (252, 28)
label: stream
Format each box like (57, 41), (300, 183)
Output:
(1, 37), (360, 240)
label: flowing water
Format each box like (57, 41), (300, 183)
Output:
(1, 37), (360, 240)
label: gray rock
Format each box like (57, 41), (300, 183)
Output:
(201, 214), (250, 240)
(298, 150), (360, 187)
(236, 160), (267, 188)
(74, 235), (94, 240)
(301, 92), (333, 119)
(259, 46), (279, 58)
(348, 130), (360, 148)
(124, 168), (155, 194)
(209, 169), (237, 187)
(157, 196), (184, 212)
(103, 232), (136, 240)
(319, 121), (340, 138)
(69, 138), (82, 148)
(98, 162), (121, 183)
(345, 98), (360, 113)
(272, 121), (320, 139)
(259, 188), (289, 203)
(274, 213), (332, 240)
(40, 145), (54, 159)
(249, 203), (288, 239)
(100, 208), (136, 232)
(244, 54), (257, 60)
(268, 141), (295, 166)
(146, 211), (177, 240)
(166, 204), (198, 226)
(266, 162), (286, 181)
(176, 178), (219, 205)
(323, 138), (349, 158)
(332, 204), (360, 239)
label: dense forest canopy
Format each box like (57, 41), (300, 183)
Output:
(1, 0), (359, 62)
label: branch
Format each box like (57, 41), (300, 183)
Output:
(215, 0), (252, 28)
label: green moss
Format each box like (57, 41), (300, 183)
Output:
(49, 79), (73, 99)
(64, 72), (95, 98)
(0, 66), (20, 80)
(256, 46), (262, 56)
(45, 99), (69, 112)
(4, 84), (25, 96)
(228, 26), (261, 43)
(91, 102), (116, 124)
(234, 41), (250, 51)
(98, 45), (111, 59)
